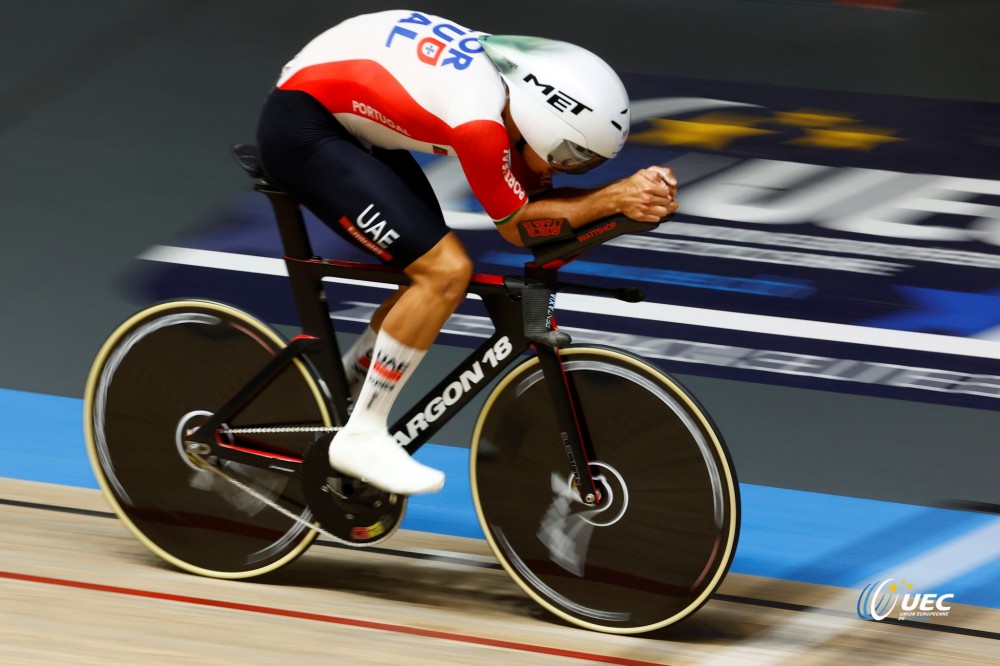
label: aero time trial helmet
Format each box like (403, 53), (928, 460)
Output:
(479, 34), (630, 173)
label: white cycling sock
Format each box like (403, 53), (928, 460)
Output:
(342, 325), (377, 401)
(342, 331), (425, 434)
(330, 332), (443, 495)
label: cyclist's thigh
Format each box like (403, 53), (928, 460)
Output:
(371, 146), (444, 219)
(257, 90), (448, 268)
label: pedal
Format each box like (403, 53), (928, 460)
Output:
(300, 437), (406, 547)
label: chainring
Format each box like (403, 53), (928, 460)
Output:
(300, 437), (407, 547)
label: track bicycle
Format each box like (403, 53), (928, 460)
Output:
(83, 144), (740, 634)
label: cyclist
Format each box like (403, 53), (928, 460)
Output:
(256, 10), (678, 495)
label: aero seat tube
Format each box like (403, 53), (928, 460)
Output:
(257, 185), (316, 260)
(257, 184), (351, 425)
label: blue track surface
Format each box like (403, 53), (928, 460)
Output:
(3, 387), (997, 610)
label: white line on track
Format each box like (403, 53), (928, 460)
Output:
(140, 245), (1000, 360)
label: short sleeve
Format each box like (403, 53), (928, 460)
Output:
(451, 119), (528, 223)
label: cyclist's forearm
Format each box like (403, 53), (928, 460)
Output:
(496, 186), (618, 245)
(496, 166), (676, 245)
(525, 185), (620, 228)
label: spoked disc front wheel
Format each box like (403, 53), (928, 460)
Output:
(84, 300), (331, 578)
(471, 346), (740, 634)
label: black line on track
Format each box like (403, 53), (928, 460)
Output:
(0, 497), (503, 570)
(1, 497), (113, 520)
(3, 495), (996, 641)
(318, 540), (503, 570)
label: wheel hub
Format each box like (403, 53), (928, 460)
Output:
(175, 410), (214, 471)
(581, 462), (629, 527)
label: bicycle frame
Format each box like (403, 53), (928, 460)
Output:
(188, 182), (612, 503)
(87, 153), (737, 630)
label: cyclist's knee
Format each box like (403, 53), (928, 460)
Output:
(407, 239), (472, 308)
(442, 250), (474, 287)
(427, 254), (472, 306)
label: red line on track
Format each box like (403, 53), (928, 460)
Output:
(1, 570), (669, 666)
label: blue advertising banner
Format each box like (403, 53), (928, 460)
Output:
(131, 74), (1000, 411)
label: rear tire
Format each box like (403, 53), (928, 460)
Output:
(471, 346), (739, 634)
(84, 300), (330, 578)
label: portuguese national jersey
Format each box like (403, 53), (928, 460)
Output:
(277, 10), (545, 223)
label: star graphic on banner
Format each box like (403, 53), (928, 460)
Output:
(772, 108), (905, 151)
(772, 109), (856, 127)
(629, 112), (777, 151)
(789, 127), (905, 151)
(629, 106), (906, 152)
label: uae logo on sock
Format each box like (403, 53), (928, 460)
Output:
(366, 353), (411, 401)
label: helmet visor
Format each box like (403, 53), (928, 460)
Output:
(546, 140), (607, 174)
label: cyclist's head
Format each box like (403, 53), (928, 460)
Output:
(479, 34), (630, 174)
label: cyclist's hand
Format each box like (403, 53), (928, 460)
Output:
(615, 166), (678, 223)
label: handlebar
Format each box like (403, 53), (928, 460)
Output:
(524, 215), (666, 267)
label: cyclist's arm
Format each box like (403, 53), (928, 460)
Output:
(495, 166), (679, 246)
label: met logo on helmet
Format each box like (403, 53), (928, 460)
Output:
(522, 73), (593, 116)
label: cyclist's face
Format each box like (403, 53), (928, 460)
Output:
(502, 98), (555, 177)
(521, 143), (556, 177)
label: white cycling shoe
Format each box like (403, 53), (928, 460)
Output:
(328, 427), (445, 495)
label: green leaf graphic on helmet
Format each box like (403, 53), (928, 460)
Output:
(479, 34), (630, 173)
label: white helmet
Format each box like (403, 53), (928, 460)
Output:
(479, 34), (630, 173)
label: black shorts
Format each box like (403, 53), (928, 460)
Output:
(256, 89), (449, 268)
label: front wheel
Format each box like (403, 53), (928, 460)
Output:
(471, 346), (740, 634)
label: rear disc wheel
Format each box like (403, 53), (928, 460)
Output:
(84, 300), (330, 578)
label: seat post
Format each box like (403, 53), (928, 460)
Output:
(255, 183), (351, 425)
(256, 184), (316, 260)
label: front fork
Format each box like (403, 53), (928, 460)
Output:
(520, 279), (601, 506)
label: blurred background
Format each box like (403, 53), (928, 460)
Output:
(3, 0), (1000, 589)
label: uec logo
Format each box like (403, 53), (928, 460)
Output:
(857, 578), (954, 621)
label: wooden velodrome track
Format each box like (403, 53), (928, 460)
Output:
(2, 478), (996, 665)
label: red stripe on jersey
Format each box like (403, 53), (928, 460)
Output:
(281, 59), (526, 222)
(281, 59), (451, 140)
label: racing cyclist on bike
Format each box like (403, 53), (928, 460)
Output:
(256, 10), (678, 496)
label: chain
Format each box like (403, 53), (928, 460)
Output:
(219, 424), (340, 435)
(190, 423), (384, 548)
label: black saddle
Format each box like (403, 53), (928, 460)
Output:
(231, 143), (269, 181)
